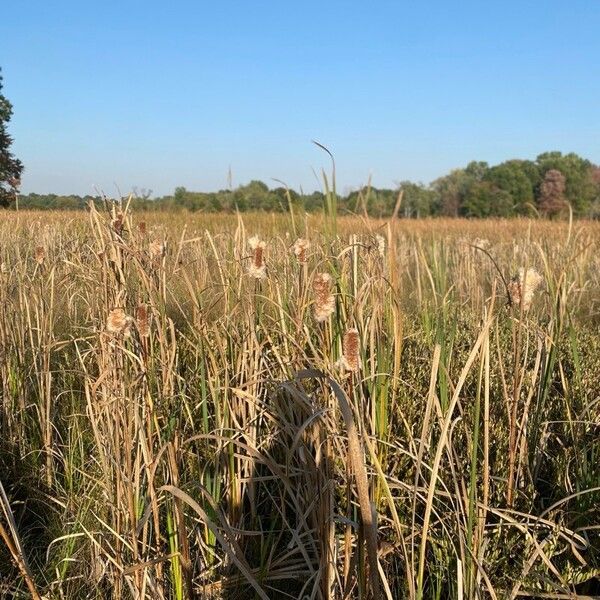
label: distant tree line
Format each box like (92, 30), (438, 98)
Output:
(13, 152), (600, 218)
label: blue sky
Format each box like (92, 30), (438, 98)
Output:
(2, 1), (599, 196)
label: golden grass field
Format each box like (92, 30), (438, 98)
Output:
(1, 206), (599, 599)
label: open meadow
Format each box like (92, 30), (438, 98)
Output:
(1, 206), (599, 599)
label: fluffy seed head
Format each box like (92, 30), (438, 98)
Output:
(508, 267), (543, 311)
(34, 246), (45, 265)
(248, 237), (267, 279)
(375, 234), (386, 258)
(248, 235), (262, 251)
(149, 239), (166, 261)
(473, 237), (490, 250)
(293, 238), (310, 263)
(106, 308), (133, 337)
(313, 272), (336, 322)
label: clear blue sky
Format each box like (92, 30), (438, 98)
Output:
(2, 1), (599, 196)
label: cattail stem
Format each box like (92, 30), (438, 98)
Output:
(507, 315), (523, 507)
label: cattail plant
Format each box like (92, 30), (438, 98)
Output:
(136, 304), (150, 338)
(505, 267), (543, 507)
(1, 209), (598, 599)
(34, 246), (45, 265)
(472, 237), (490, 250)
(292, 238), (311, 324)
(111, 211), (125, 236)
(149, 239), (166, 262)
(106, 308), (133, 337)
(313, 272), (336, 322)
(508, 267), (543, 311)
(293, 238), (310, 263)
(375, 234), (386, 258)
(337, 328), (361, 372)
(247, 235), (266, 279)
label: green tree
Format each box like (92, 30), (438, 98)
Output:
(303, 191), (325, 212)
(272, 186), (301, 211)
(237, 180), (273, 210)
(173, 186), (187, 206)
(0, 70), (23, 207)
(464, 160), (489, 180)
(398, 181), (436, 217)
(432, 168), (476, 216)
(485, 160), (537, 215)
(462, 181), (493, 217)
(462, 181), (513, 217)
(343, 187), (396, 217)
(589, 167), (600, 217)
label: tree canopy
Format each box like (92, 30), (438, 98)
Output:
(0, 70), (23, 207)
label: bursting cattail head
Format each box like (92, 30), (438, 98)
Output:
(34, 246), (45, 265)
(149, 239), (166, 262)
(293, 238), (310, 263)
(508, 267), (543, 312)
(248, 236), (266, 279)
(106, 308), (133, 337)
(472, 237), (490, 250)
(375, 234), (386, 258)
(248, 235), (261, 250)
(138, 221), (147, 235)
(337, 328), (361, 372)
(136, 304), (150, 337)
(111, 212), (124, 235)
(313, 272), (336, 322)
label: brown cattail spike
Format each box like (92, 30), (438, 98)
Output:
(136, 304), (150, 337)
(338, 328), (361, 372)
(313, 272), (336, 322)
(248, 236), (267, 279)
(34, 246), (45, 265)
(112, 213), (124, 235)
(508, 267), (543, 312)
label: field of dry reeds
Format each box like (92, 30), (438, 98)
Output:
(0, 204), (599, 599)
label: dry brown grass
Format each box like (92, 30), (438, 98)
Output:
(0, 207), (599, 599)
